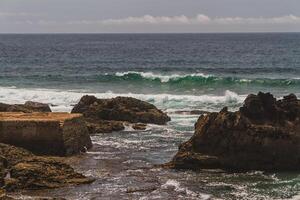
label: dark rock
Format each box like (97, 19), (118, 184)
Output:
(171, 110), (210, 115)
(0, 143), (94, 192)
(72, 95), (170, 134)
(0, 101), (51, 113)
(168, 92), (300, 171)
(132, 123), (147, 130)
(85, 120), (125, 134)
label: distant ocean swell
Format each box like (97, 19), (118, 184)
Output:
(2, 71), (300, 87)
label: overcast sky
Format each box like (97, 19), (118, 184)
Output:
(0, 0), (300, 33)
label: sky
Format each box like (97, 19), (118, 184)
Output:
(0, 0), (300, 33)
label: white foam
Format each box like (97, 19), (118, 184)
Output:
(161, 179), (211, 199)
(0, 86), (246, 113)
(115, 71), (211, 82)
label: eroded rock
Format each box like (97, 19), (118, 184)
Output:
(168, 92), (300, 171)
(72, 95), (170, 134)
(0, 101), (51, 113)
(0, 143), (93, 192)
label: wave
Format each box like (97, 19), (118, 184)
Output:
(113, 71), (300, 86)
(0, 86), (245, 113)
(114, 71), (211, 83)
(2, 71), (300, 88)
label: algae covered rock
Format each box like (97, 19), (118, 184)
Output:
(169, 92), (300, 171)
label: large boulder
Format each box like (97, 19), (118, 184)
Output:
(0, 101), (51, 113)
(71, 95), (170, 134)
(0, 143), (94, 192)
(0, 112), (92, 156)
(168, 92), (300, 171)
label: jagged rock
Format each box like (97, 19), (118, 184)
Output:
(72, 95), (170, 134)
(0, 143), (94, 193)
(0, 101), (51, 113)
(168, 92), (300, 171)
(0, 112), (92, 156)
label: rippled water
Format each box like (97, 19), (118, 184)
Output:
(8, 114), (300, 200)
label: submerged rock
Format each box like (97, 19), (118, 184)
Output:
(72, 95), (170, 134)
(0, 143), (94, 192)
(0, 112), (92, 156)
(0, 101), (51, 113)
(168, 92), (300, 171)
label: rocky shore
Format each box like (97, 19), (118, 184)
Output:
(0, 96), (171, 198)
(168, 92), (300, 171)
(4, 92), (300, 198)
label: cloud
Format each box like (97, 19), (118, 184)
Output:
(0, 12), (40, 17)
(67, 14), (300, 26)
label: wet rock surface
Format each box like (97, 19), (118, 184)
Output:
(169, 92), (300, 171)
(0, 143), (93, 194)
(71, 95), (170, 134)
(0, 101), (51, 113)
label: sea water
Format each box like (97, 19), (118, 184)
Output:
(1, 33), (300, 199)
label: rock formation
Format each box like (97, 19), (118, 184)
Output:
(0, 112), (92, 156)
(71, 95), (170, 134)
(168, 92), (300, 171)
(0, 143), (94, 193)
(0, 101), (51, 113)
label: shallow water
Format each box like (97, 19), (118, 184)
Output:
(9, 120), (300, 200)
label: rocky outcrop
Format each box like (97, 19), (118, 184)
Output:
(0, 143), (93, 192)
(72, 95), (170, 134)
(0, 112), (92, 156)
(168, 92), (300, 171)
(0, 101), (51, 113)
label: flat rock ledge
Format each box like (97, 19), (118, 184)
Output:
(167, 92), (300, 171)
(0, 143), (94, 195)
(0, 112), (92, 156)
(72, 95), (170, 134)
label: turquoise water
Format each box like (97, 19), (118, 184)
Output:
(1, 33), (300, 199)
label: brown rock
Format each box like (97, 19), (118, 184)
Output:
(168, 92), (300, 171)
(8, 157), (93, 191)
(0, 112), (92, 156)
(0, 143), (93, 192)
(86, 120), (124, 134)
(71, 95), (170, 134)
(132, 123), (147, 130)
(0, 101), (51, 113)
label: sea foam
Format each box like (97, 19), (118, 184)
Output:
(0, 86), (246, 112)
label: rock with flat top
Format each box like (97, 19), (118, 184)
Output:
(0, 112), (92, 156)
(168, 92), (300, 171)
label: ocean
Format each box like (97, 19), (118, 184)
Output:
(1, 33), (300, 199)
